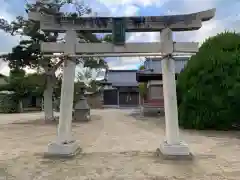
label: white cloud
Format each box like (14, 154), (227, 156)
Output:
(1, 0), (240, 74)
(97, 0), (166, 7)
(103, 0), (224, 70)
(0, 1), (21, 75)
(110, 64), (139, 70)
(0, 0), (21, 54)
(0, 63), (9, 75)
(0, 1), (15, 21)
(123, 5), (139, 16)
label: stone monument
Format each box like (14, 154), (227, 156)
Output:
(73, 87), (90, 122)
(28, 5), (215, 157)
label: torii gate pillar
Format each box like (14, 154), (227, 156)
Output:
(160, 28), (190, 156)
(47, 29), (80, 156)
(28, 7), (215, 157)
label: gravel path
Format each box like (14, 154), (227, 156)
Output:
(0, 109), (240, 180)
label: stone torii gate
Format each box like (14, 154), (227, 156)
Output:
(28, 8), (215, 157)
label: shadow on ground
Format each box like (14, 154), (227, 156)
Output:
(11, 115), (102, 126)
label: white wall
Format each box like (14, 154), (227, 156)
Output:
(107, 71), (138, 86)
(148, 85), (163, 99)
(144, 57), (189, 73)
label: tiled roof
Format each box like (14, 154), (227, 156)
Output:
(145, 56), (190, 62)
(106, 69), (138, 87)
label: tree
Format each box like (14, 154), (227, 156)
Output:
(177, 32), (240, 130)
(0, 69), (26, 112)
(0, 0), (110, 121)
(138, 65), (147, 102)
(0, 69), (44, 112)
(77, 67), (102, 93)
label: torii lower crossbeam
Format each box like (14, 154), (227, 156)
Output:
(41, 42), (199, 54)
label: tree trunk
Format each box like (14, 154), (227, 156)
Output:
(18, 100), (23, 113)
(42, 59), (63, 121)
(43, 76), (54, 121)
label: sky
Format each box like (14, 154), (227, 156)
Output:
(0, 0), (240, 78)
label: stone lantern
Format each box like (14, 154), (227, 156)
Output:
(73, 87), (90, 121)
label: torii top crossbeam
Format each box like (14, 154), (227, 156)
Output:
(28, 8), (216, 33)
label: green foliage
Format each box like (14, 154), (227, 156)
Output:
(77, 68), (93, 82)
(0, 0), (110, 116)
(24, 72), (46, 96)
(139, 83), (147, 99)
(0, 69), (45, 113)
(0, 0), (110, 76)
(102, 34), (113, 43)
(83, 58), (108, 70)
(0, 69), (27, 98)
(139, 65), (145, 70)
(77, 68), (101, 93)
(177, 32), (240, 130)
(0, 93), (18, 113)
(138, 65), (147, 98)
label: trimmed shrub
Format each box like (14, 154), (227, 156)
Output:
(177, 32), (240, 130)
(0, 93), (18, 113)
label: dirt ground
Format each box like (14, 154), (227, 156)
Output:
(0, 109), (240, 180)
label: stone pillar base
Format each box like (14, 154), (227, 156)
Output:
(159, 140), (192, 160)
(44, 141), (81, 158)
(73, 109), (90, 122)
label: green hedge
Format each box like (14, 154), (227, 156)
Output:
(177, 32), (240, 130)
(0, 93), (18, 113)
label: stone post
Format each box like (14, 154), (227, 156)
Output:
(160, 28), (190, 156)
(47, 29), (80, 156)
